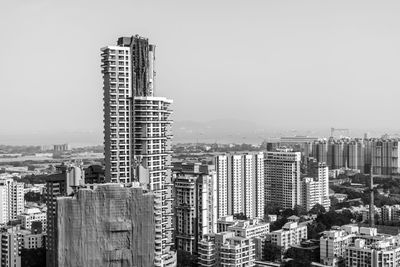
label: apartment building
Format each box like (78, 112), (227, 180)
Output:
(265, 150), (301, 209)
(101, 35), (176, 266)
(174, 172), (217, 254)
(215, 152), (264, 219)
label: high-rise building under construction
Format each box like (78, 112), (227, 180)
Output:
(101, 35), (176, 266)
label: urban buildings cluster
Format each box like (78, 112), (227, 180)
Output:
(4, 34), (400, 267)
(302, 138), (400, 178)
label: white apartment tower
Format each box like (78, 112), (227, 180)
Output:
(215, 152), (264, 219)
(301, 177), (322, 211)
(101, 35), (176, 266)
(0, 226), (21, 267)
(0, 179), (24, 224)
(265, 150), (301, 209)
(305, 160), (330, 210)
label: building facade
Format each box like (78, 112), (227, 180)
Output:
(56, 184), (156, 267)
(20, 208), (47, 232)
(215, 152), (264, 219)
(101, 35), (176, 266)
(45, 164), (84, 267)
(174, 172), (217, 254)
(0, 178), (24, 224)
(0, 226), (21, 267)
(265, 150), (301, 209)
(372, 139), (400, 178)
(198, 232), (256, 267)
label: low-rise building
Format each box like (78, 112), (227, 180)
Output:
(20, 229), (45, 249)
(269, 221), (307, 250)
(20, 207), (47, 232)
(198, 232), (256, 267)
(227, 219), (269, 239)
(320, 226), (355, 266)
(345, 238), (400, 267)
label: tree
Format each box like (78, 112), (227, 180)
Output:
(270, 218), (288, 231)
(233, 213), (248, 220)
(309, 204), (326, 215)
(293, 205), (307, 216)
(21, 248), (46, 267)
(282, 208), (296, 218)
(307, 221), (327, 239)
(177, 250), (197, 267)
(263, 243), (283, 262)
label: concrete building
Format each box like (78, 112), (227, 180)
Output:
(312, 141), (329, 165)
(20, 207), (47, 232)
(20, 230), (44, 249)
(198, 232), (256, 267)
(265, 150), (301, 209)
(215, 152), (264, 219)
(320, 226), (355, 266)
(268, 221), (307, 250)
(56, 184), (156, 267)
(53, 144), (70, 152)
(372, 139), (400, 178)
(0, 178), (24, 224)
(0, 226), (21, 267)
(174, 172), (217, 255)
(84, 165), (107, 184)
(301, 160), (330, 211)
(101, 35), (176, 266)
(301, 177), (322, 211)
(345, 238), (400, 267)
(217, 215), (236, 233)
(45, 164), (84, 267)
(172, 162), (214, 174)
(347, 140), (365, 172)
(226, 218), (269, 239)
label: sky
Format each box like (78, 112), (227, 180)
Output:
(1, 0), (400, 143)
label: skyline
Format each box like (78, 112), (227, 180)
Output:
(2, 0), (400, 142)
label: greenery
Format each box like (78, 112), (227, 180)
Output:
(309, 204), (326, 215)
(263, 243), (283, 262)
(177, 250), (197, 267)
(13, 174), (47, 184)
(233, 213), (248, 220)
(25, 192), (44, 203)
(21, 248), (46, 267)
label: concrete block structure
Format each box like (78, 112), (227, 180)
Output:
(56, 184), (156, 267)
(215, 152), (264, 219)
(265, 150), (301, 209)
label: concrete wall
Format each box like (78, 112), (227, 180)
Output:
(57, 184), (155, 267)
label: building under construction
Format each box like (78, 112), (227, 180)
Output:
(56, 184), (156, 267)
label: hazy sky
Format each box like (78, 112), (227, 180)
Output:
(1, 0), (400, 136)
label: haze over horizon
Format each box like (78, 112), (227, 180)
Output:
(2, 0), (400, 145)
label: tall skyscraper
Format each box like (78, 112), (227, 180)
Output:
(215, 152), (264, 219)
(101, 35), (176, 266)
(372, 139), (400, 178)
(174, 172), (217, 255)
(347, 139), (365, 171)
(265, 149), (301, 210)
